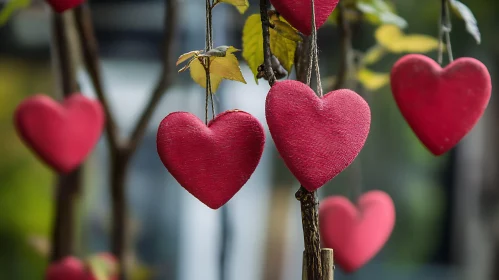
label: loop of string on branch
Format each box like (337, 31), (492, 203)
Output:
(306, 0), (323, 98)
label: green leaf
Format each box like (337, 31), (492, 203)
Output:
(357, 68), (389, 91)
(356, 0), (407, 28)
(449, 0), (481, 44)
(0, 0), (31, 26)
(217, 0), (249, 14)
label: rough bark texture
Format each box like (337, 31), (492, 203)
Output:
(302, 249), (334, 280)
(296, 187), (323, 280)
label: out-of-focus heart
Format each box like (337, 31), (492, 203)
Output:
(390, 54), (491, 155)
(46, 0), (86, 13)
(14, 94), (104, 173)
(270, 0), (339, 35)
(319, 190), (395, 273)
(265, 80), (370, 191)
(156, 110), (265, 209)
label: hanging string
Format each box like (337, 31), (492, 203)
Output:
(204, 0), (215, 124)
(437, 0), (453, 65)
(306, 0), (323, 97)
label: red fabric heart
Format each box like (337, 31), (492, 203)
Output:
(46, 0), (86, 13)
(319, 190), (395, 273)
(46, 257), (86, 280)
(390, 54), (491, 155)
(46, 255), (118, 280)
(270, 0), (339, 35)
(14, 94), (105, 173)
(156, 110), (265, 209)
(265, 80), (370, 191)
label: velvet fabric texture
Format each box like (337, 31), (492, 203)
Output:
(390, 54), (491, 155)
(265, 80), (370, 191)
(319, 190), (395, 273)
(156, 110), (265, 209)
(14, 94), (105, 173)
(46, 0), (86, 13)
(269, 0), (339, 35)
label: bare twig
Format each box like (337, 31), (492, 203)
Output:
(333, 3), (352, 90)
(74, 4), (121, 151)
(296, 187), (323, 280)
(72, 1), (178, 277)
(50, 12), (81, 262)
(260, 0), (276, 86)
(127, 0), (178, 155)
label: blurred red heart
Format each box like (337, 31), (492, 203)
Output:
(270, 0), (339, 35)
(46, 0), (86, 13)
(319, 190), (395, 273)
(14, 94), (105, 173)
(390, 54), (491, 155)
(265, 80), (370, 191)
(46, 257), (86, 280)
(156, 110), (265, 209)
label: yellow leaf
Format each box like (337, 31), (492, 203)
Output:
(190, 58), (223, 92)
(189, 53), (245, 92)
(375, 24), (439, 53)
(176, 50), (201, 66)
(270, 27), (297, 74)
(374, 24), (403, 46)
(362, 45), (386, 65)
(271, 20), (302, 42)
(392, 35), (440, 53)
(218, 0), (249, 14)
(242, 14), (264, 81)
(357, 68), (389, 91)
(210, 54), (247, 84)
(242, 14), (297, 81)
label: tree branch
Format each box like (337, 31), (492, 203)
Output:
(333, 2), (352, 90)
(127, 0), (178, 155)
(74, 4), (121, 151)
(296, 187), (323, 280)
(260, 0), (276, 86)
(50, 11), (82, 262)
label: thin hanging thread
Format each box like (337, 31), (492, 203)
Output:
(306, 0), (323, 97)
(437, 0), (453, 65)
(204, 0), (215, 124)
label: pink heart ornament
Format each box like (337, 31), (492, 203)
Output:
(319, 190), (395, 272)
(265, 80), (371, 191)
(270, 0), (339, 35)
(14, 94), (105, 173)
(46, 0), (86, 13)
(156, 110), (265, 209)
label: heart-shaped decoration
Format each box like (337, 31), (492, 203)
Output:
(270, 0), (339, 35)
(265, 80), (370, 191)
(319, 190), (395, 273)
(390, 54), (491, 155)
(14, 94), (105, 173)
(46, 254), (118, 280)
(46, 257), (86, 280)
(156, 110), (265, 209)
(46, 0), (86, 13)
